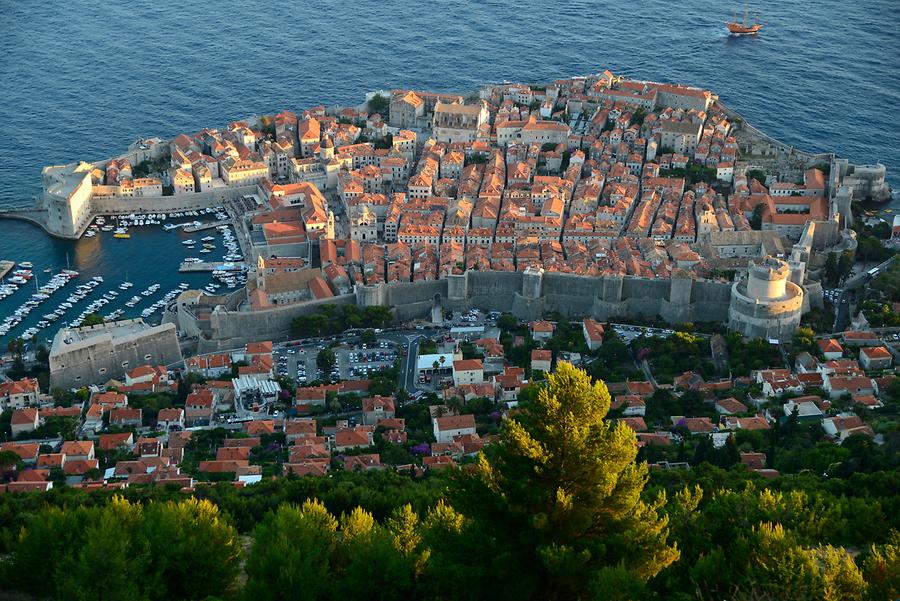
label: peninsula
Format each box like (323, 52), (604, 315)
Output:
(7, 70), (895, 356)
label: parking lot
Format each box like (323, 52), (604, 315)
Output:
(274, 339), (399, 384)
(609, 323), (676, 344)
(444, 308), (500, 327)
(340, 341), (398, 379)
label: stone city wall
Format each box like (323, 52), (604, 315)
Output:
(196, 270), (737, 347)
(90, 185), (256, 216)
(199, 293), (357, 352)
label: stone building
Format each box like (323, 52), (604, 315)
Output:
(49, 319), (182, 388)
(431, 101), (489, 143)
(728, 257), (803, 341)
(42, 162), (94, 237)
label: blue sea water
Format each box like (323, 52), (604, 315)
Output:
(0, 0), (897, 345)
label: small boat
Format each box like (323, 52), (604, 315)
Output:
(113, 232), (131, 239)
(19, 262), (33, 268)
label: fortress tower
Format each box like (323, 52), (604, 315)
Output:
(42, 162), (94, 238)
(728, 256), (804, 341)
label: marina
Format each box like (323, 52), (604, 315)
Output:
(0, 207), (248, 346)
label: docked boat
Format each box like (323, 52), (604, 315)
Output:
(19, 262), (33, 269)
(182, 239), (196, 245)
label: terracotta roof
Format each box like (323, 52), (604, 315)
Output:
(435, 414), (476, 432)
(453, 359), (483, 372)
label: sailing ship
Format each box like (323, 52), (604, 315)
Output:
(727, 6), (764, 35)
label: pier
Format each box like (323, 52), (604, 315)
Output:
(179, 261), (246, 273)
(182, 221), (226, 233)
(0, 260), (15, 280)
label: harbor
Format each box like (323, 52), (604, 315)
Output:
(0, 206), (248, 346)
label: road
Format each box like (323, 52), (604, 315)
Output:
(832, 255), (897, 333)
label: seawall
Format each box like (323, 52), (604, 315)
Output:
(0, 185), (258, 240)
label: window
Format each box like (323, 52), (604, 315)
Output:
(144, 354), (152, 361)
(98, 368), (106, 374)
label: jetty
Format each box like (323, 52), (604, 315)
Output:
(0, 260), (15, 280)
(179, 261), (246, 273)
(183, 221), (227, 233)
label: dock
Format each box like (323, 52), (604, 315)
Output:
(0, 260), (14, 280)
(179, 261), (246, 273)
(183, 221), (227, 233)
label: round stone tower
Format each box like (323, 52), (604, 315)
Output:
(728, 256), (804, 341)
(746, 257), (790, 300)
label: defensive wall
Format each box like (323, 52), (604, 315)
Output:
(186, 269), (740, 347)
(197, 293), (356, 352)
(90, 185), (256, 216)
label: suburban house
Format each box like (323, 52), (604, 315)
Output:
(156, 407), (185, 430)
(859, 346), (893, 371)
(185, 388), (216, 426)
(433, 414), (476, 444)
(0, 378), (40, 409)
(715, 397), (748, 415)
(817, 338), (844, 360)
(582, 319), (605, 350)
(530, 320), (555, 342)
(842, 331), (879, 347)
(10, 408), (40, 437)
(783, 398), (825, 422)
(824, 376), (875, 400)
(452, 359), (484, 386)
(611, 395), (646, 417)
(109, 408), (143, 428)
(823, 414), (874, 443)
(60, 440), (95, 461)
(362, 396), (396, 425)
(98, 432), (135, 452)
(531, 349), (552, 374)
(284, 419), (317, 444)
(91, 391), (128, 409)
(333, 427), (374, 451)
(0, 442), (40, 464)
